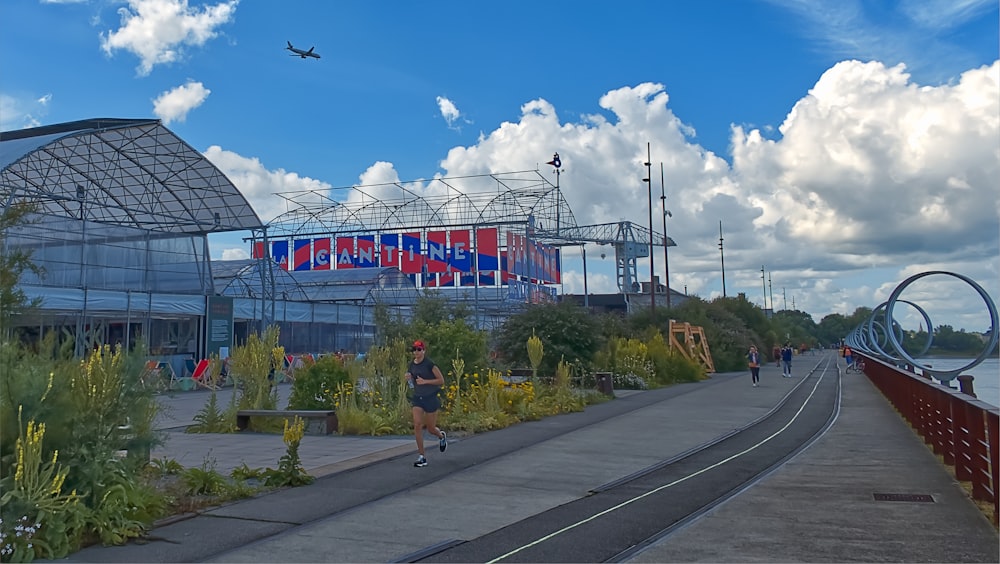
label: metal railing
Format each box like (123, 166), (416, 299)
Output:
(862, 353), (998, 523)
(844, 271), (999, 524)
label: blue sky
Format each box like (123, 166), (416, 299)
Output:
(2, 0), (999, 335)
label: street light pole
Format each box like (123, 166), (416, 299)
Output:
(718, 220), (727, 297)
(768, 272), (774, 312)
(761, 265), (767, 312)
(643, 142), (655, 314)
(660, 163), (671, 309)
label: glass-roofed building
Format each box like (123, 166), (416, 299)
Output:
(1, 118), (393, 371)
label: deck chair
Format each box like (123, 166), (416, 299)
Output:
(184, 358), (198, 377)
(140, 360), (162, 390)
(283, 354), (301, 383)
(190, 359), (219, 390)
(159, 361), (193, 391)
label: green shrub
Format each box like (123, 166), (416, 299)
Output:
(180, 466), (228, 497)
(287, 354), (352, 410)
(262, 417), (314, 487)
(187, 392), (234, 433)
(496, 301), (601, 376)
(228, 327), (282, 411)
(230, 463), (266, 482)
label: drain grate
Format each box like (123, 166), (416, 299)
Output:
(873, 493), (935, 503)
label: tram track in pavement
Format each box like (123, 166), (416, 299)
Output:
(116, 359), (834, 564)
(195, 370), (770, 564)
(414, 356), (841, 563)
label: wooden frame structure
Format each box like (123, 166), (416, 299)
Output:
(668, 320), (716, 373)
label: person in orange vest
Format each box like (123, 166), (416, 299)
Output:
(843, 346), (854, 369)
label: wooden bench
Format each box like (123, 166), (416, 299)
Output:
(235, 410), (338, 435)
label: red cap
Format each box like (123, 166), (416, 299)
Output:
(412, 340), (425, 349)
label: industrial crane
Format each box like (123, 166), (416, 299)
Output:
(532, 221), (675, 293)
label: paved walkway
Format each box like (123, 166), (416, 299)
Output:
(68, 352), (998, 563)
(152, 385), (413, 477)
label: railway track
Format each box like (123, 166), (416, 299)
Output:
(193, 358), (841, 564)
(416, 356), (841, 563)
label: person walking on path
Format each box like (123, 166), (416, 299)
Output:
(781, 343), (794, 377)
(747, 345), (761, 388)
(772, 345), (781, 368)
(405, 340), (448, 467)
(843, 345), (854, 371)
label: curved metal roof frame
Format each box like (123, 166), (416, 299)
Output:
(292, 267), (420, 304)
(0, 118), (263, 234)
(265, 170), (576, 237)
(215, 260), (419, 305)
(214, 259), (310, 301)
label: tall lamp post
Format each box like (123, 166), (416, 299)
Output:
(718, 220), (727, 297)
(659, 163), (671, 309)
(768, 272), (774, 313)
(643, 143), (655, 314)
(761, 265), (767, 312)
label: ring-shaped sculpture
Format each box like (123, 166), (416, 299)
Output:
(860, 300), (931, 360)
(883, 271), (999, 382)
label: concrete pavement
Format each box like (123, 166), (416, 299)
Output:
(67, 352), (998, 563)
(152, 384), (413, 478)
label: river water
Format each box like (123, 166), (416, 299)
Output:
(913, 356), (999, 409)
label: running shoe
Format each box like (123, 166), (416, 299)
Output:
(414, 455), (427, 467)
(439, 431), (448, 452)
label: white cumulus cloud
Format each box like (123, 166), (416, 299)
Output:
(152, 80), (210, 124)
(202, 145), (332, 223)
(100, 0), (238, 76)
(437, 95), (464, 130)
(204, 59), (999, 329)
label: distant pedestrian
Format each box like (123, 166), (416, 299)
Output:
(772, 345), (781, 367)
(843, 346), (854, 370)
(781, 343), (793, 377)
(747, 345), (761, 387)
(405, 340), (447, 467)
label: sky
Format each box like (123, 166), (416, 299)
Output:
(1, 0), (999, 336)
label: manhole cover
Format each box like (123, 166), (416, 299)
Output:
(873, 493), (935, 503)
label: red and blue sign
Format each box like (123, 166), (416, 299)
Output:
(251, 227), (556, 290)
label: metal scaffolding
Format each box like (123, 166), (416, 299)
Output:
(1, 118), (265, 354)
(265, 169), (576, 238)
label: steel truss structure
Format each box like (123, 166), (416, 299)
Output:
(256, 169), (676, 329)
(1, 118), (267, 355)
(265, 169), (576, 238)
(257, 170), (577, 326)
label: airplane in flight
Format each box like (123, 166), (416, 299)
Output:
(286, 41), (320, 59)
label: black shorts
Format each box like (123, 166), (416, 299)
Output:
(410, 393), (441, 413)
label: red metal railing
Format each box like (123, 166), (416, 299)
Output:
(861, 353), (999, 524)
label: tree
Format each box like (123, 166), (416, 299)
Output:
(669, 297), (766, 372)
(495, 301), (601, 376)
(771, 309), (820, 348)
(817, 313), (851, 347)
(0, 201), (41, 337)
(375, 294), (488, 372)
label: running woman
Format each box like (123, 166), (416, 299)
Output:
(406, 340), (448, 467)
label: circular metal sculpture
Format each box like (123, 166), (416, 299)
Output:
(844, 271), (998, 381)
